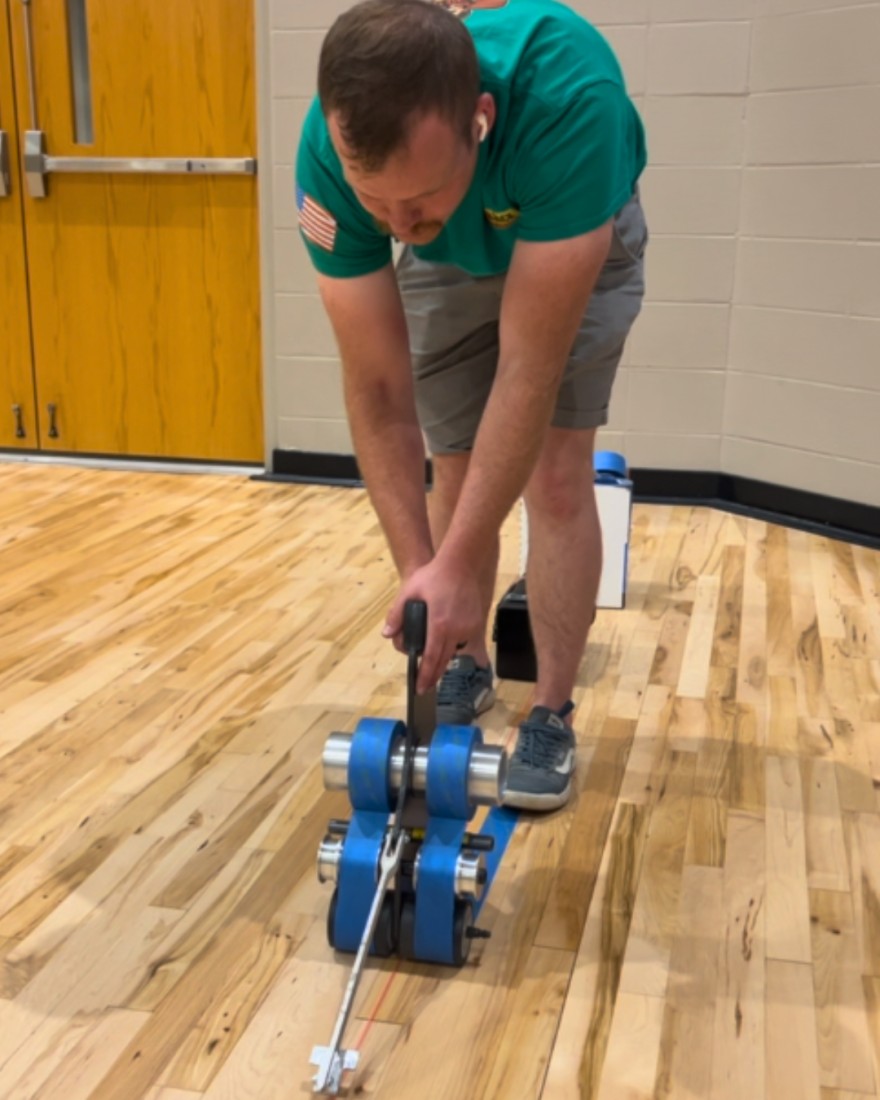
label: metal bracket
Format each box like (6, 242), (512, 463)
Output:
(0, 131), (9, 197)
(24, 130), (46, 198)
(311, 830), (405, 1094)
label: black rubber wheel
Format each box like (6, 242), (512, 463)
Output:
(327, 887), (339, 949)
(451, 899), (474, 967)
(370, 892), (397, 958)
(397, 897), (473, 964)
(397, 895), (417, 960)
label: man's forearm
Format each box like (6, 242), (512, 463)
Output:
(345, 375), (434, 578)
(437, 360), (559, 569)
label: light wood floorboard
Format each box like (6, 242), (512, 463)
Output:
(0, 463), (878, 1097)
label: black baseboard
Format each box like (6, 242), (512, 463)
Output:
(261, 449), (880, 550)
(262, 449), (365, 487)
(260, 448), (433, 488)
(631, 468), (880, 549)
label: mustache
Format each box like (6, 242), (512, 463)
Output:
(375, 219), (444, 239)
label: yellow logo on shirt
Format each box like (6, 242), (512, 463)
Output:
(484, 207), (520, 230)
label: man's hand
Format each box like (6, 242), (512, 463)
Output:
(382, 557), (483, 692)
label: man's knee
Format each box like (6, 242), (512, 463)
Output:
(524, 429), (597, 525)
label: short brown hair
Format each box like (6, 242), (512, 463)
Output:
(318, 0), (481, 173)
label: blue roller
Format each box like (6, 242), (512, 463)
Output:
(413, 815), (467, 963)
(332, 810), (389, 952)
(413, 725), (481, 963)
(348, 717), (402, 812)
(425, 724), (481, 822)
(333, 717), (400, 952)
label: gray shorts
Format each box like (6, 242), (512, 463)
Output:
(397, 189), (648, 454)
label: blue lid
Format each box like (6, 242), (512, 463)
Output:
(593, 450), (628, 478)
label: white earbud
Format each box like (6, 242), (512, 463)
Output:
(477, 113), (489, 143)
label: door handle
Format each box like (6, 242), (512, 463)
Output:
(24, 130), (257, 198)
(0, 132), (9, 197)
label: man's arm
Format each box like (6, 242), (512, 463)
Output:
(396, 222), (613, 689)
(317, 265), (434, 581)
(441, 222), (612, 566)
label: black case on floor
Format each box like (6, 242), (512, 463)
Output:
(492, 578), (536, 683)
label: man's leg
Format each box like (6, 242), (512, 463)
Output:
(523, 426), (600, 714)
(430, 428), (600, 701)
(501, 427), (599, 811)
(504, 191), (647, 810)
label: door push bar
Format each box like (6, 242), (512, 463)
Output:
(24, 131), (257, 199)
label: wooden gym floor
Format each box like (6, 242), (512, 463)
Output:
(0, 462), (879, 1099)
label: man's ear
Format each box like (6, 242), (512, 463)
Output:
(475, 92), (496, 143)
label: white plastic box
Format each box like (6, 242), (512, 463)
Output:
(519, 450), (633, 610)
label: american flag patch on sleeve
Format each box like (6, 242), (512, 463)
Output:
(296, 185), (337, 252)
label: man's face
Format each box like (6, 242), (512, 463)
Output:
(329, 111), (480, 246)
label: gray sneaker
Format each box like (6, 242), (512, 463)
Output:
(436, 655), (495, 726)
(504, 702), (576, 811)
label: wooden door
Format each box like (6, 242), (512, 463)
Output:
(8, 0), (263, 462)
(0, 0), (37, 450)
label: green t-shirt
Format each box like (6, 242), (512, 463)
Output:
(295, 0), (647, 279)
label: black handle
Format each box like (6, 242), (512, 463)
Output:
(403, 599), (427, 657)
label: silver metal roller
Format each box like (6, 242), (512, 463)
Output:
(322, 732), (507, 807)
(317, 835), (346, 885)
(413, 847), (486, 901)
(318, 834), (487, 901)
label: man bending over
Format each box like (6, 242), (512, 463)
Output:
(295, 0), (647, 810)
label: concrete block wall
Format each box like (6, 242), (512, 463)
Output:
(257, 0), (880, 507)
(724, 2), (880, 505)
